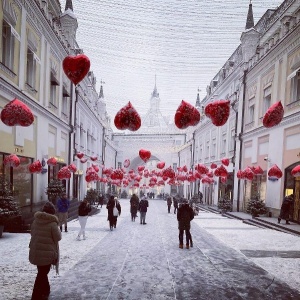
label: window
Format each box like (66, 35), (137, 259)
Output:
(2, 20), (15, 70)
(211, 138), (216, 157)
(248, 104), (254, 123)
(229, 128), (235, 151)
(26, 48), (36, 88)
(206, 141), (210, 158)
(263, 86), (271, 114)
(221, 133), (227, 154)
(50, 71), (59, 107)
(291, 71), (300, 102)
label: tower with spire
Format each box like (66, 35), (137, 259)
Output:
(97, 80), (108, 121)
(142, 77), (169, 130)
(59, 0), (78, 48)
(195, 88), (201, 111)
(240, 1), (259, 63)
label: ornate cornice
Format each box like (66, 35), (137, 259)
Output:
(243, 111), (300, 140)
(16, 0), (69, 59)
(0, 78), (70, 131)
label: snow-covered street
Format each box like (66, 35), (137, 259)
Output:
(1, 199), (300, 299)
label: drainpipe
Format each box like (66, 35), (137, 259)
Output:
(67, 83), (75, 197)
(236, 69), (247, 211)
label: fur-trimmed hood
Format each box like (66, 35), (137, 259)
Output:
(34, 211), (59, 224)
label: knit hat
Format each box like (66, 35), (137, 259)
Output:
(42, 201), (56, 215)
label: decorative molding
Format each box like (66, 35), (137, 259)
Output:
(0, 63), (17, 78)
(26, 28), (38, 52)
(3, 0), (18, 26)
(0, 78), (70, 131)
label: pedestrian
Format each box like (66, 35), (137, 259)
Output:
(29, 201), (61, 300)
(98, 193), (104, 208)
(278, 194), (294, 225)
(173, 197), (178, 214)
(56, 193), (70, 232)
(130, 193), (139, 222)
(76, 198), (92, 241)
(177, 198), (194, 249)
(139, 196), (149, 224)
(106, 196), (121, 230)
(167, 196), (172, 213)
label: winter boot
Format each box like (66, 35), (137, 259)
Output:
(286, 220), (290, 225)
(278, 218), (281, 224)
(65, 226), (68, 232)
(186, 244), (190, 249)
(60, 226), (62, 232)
(179, 244), (183, 249)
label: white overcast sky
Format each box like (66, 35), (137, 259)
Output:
(60, 0), (283, 119)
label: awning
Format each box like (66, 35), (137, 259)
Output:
(287, 67), (300, 81)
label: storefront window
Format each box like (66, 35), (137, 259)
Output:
(1, 153), (33, 208)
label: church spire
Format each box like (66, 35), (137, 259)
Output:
(65, 0), (73, 11)
(152, 74), (159, 98)
(195, 88), (201, 110)
(99, 80), (105, 98)
(245, 1), (254, 30)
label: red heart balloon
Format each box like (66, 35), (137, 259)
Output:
(291, 165), (300, 177)
(76, 152), (84, 159)
(114, 102), (141, 131)
(221, 158), (230, 166)
(57, 166), (71, 180)
(47, 157), (57, 166)
(174, 100), (200, 129)
(205, 99), (230, 126)
(139, 149), (151, 163)
(1, 98), (34, 127)
(28, 160), (42, 173)
(157, 162), (165, 169)
(262, 101), (284, 128)
(210, 163), (217, 169)
(268, 164), (283, 179)
(68, 164), (77, 173)
(4, 154), (20, 168)
(62, 54), (91, 85)
(214, 165), (228, 177)
(90, 156), (98, 161)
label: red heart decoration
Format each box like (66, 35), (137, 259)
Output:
(90, 156), (98, 161)
(214, 165), (228, 177)
(28, 160), (42, 173)
(210, 163), (217, 169)
(47, 157), (57, 166)
(76, 152), (84, 159)
(243, 167), (254, 181)
(123, 159), (130, 168)
(174, 100), (200, 129)
(68, 164), (77, 173)
(80, 158), (88, 163)
(262, 101), (284, 128)
(114, 102), (141, 131)
(157, 162), (165, 169)
(221, 158), (230, 166)
(1, 98), (34, 127)
(58, 166), (71, 180)
(139, 149), (151, 163)
(253, 166), (264, 175)
(62, 54), (91, 85)
(268, 164), (283, 179)
(4, 154), (20, 168)
(205, 99), (230, 126)
(291, 165), (300, 177)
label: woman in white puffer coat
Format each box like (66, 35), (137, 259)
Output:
(29, 201), (61, 300)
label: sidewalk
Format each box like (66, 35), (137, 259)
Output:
(49, 200), (300, 300)
(200, 205), (300, 236)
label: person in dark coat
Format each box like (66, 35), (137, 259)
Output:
(29, 202), (61, 300)
(130, 194), (139, 221)
(76, 199), (92, 240)
(173, 197), (179, 214)
(106, 196), (121, 230)
(139, 196), (149, 224)
(177, 199), (194, 249)
(98, 194), (104, 208)
(167, 196), (172, 213)
(278, 194), (294, 224)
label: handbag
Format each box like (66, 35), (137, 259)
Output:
(113, 200), (119, 216)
